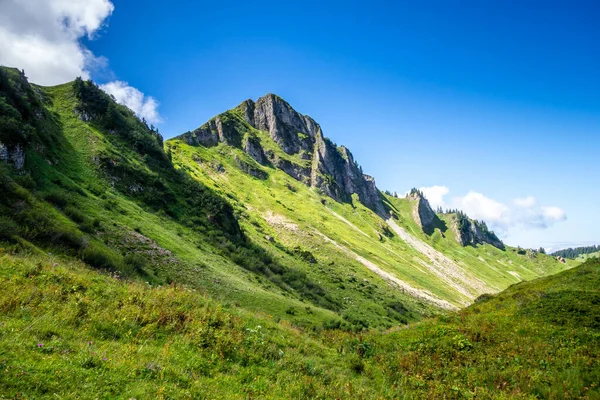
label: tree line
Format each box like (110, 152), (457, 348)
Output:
(551, 245), (600, 259)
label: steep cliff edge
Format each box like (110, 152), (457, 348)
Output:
(174, 94), (385, 215)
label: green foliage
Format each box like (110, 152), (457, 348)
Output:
(73, 77), (165, 160)
(0, 253), (597, 399)
(0, 68), (39, 149)
(552, 244), (600, 259)
(81, 244), (122, 272)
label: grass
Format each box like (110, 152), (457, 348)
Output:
(166, 133), (572, 315)
(0, 66), (575, 331)
(0, 249), (597, 399)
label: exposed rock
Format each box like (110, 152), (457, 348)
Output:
(451, 214), (504, 250)
(274, 157), (311, 184)
(0, 142), (25, 170)
(243, 135), (268, 166)
(407, 191), (438, 235)
(311, 134), (385, 216)
(174, 94), (385, 215)
(183, 114), (243, 148)
(251, 94), (320, 155)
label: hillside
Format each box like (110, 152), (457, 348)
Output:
(167, 94), (572, 311)
(0, 248), (597, 398)
(552, 245), (600, 260)
(0, 68), (574, 331)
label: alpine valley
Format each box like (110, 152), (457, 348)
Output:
(0, 67), (597, 399)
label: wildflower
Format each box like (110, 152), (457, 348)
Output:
(37, 343), (44, 347)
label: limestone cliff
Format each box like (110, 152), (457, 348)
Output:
(175, 94), (385, 216)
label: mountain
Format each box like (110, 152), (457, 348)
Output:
(168, 93), (570, 309)
(552, 245), (600, 259)
(0, 68), (573, 330)
(1, 66), (593, 398)
(175, 94), (385, 216)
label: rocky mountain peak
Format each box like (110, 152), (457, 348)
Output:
(240, 94), (321, 155)
(175, 94), (386, 216)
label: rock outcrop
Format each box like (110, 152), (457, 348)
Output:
(452, 214), (504, 250)
(407, 190), (438, 235)
(0, 142), (25, 170)
(175, 94), (385, 216)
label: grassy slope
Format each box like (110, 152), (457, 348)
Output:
(576, 251), (600, 262)
(1, 250), (597, 399)
(167, 116), (571, 312)
(36, 83), (351, 329)
(1, 74), (437, 330)
(387, 195), (574, 292)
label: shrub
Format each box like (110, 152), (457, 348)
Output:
(124, 253), (147, 274)
(44, 191), (69, 209)
(82, 245), (121, 272)
(65, 206), (86, 224)
(14, 174), (36, 190)
(0, 216), (19, 241)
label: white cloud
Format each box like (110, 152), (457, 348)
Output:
(453, 191), (509, 225)
(100, 81), (162, 124)
(0, 0), (114, 85)
(514, 196), (536, 207)
(415, 185), (567, 236)
(0, 0), (162, 123)
(541, 206), (567, 222)
(419, 185), (449, 209)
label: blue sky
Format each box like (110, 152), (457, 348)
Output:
(1, 0), (598, 250)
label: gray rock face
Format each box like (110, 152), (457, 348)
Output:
(175, 94), (385, 215)
(183, 115), (242, 148)
(452, 217), (504, 250)
(311, 134), (384, 215)
(250, 94), (320, 155)
(407, 192), (437, 234)
(243, 135), (268, 166)
(0, 142), (25, 170)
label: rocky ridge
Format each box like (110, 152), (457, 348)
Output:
(451, 213), (505, 250)
(176, 94), (385, 216)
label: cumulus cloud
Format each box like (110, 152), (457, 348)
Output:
(419, 185), (449, 210)
(100, 81), (162, 124)
(0, 0), (161, 122)
(0, 0), (114, 85)
(514, 196), (536, 207)
(453, 191), (509, 225)
(418, 186), (566, 236)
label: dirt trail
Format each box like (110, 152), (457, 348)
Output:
(386, 218), (491, 301)
(313, 230), (458, 310)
